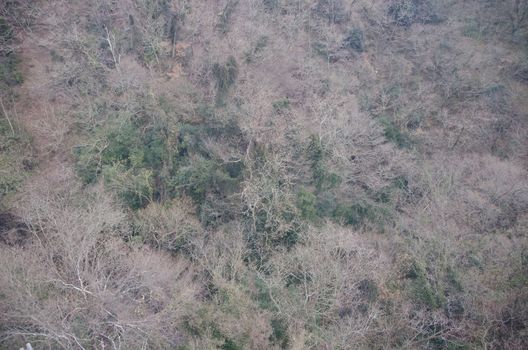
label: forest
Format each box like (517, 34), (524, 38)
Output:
(1, 0), (527, 349)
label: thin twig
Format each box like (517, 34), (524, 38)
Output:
(0, 97), (15, 137)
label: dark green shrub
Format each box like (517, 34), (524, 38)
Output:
(514, 57), (528, 83)
(307, 135), (324, 163)
(389, 0), (443, 27)
(307, 135), (341, 191)
(221, 338), (242, 350)
(388, 0), (417, 27)
(172, 157), (237, 204)
(446, 266), (463, 293)
(262, 0), (279, 12)
(244, 36), (268, 63)
(333, 202), (375, 227)
(403, 258), (444, 309)
(343, 28), (364, 53)
(213, 56), (238, 105)
(312, 163), (341, 191)
(270, 317), (289, 349)
(272, 98), (290, 113)
(296, 188), (318, 221)
(0, 51), (23, 87)
(316, 192), (338, 217)
(102, 163), (154, 209)
(0, 17), (13, 41)
(374, 176), (409, 204)
(445, 299), (465, 319)
(410, 277), (443, 309)
(312, 42), (334, 61)
(0, 119), (33, 199)
(73, 145), (102, 184)
(358, 278), (379, 302)
(253, 276), (275, 311)
(379, 117), (413, 148)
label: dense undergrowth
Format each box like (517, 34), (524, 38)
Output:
(0, 5), (33, 208)
(1, 0), (528, 349)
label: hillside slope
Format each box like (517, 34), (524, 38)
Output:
(1, 1), (527, 349)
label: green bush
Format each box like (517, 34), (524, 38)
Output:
(172, 156), (237, 203)
(316, 192), (338, 217)
(0, 18), (23, 89)
(244, 36), (268, 63)
(0, 52), (23, 87)
(262, 0), (279, 12)
(307, 135), (341, 191)
(379, 117), (413, 149)
(358, 278), (379, 302)
(221, 338), (242, 350)
(333, 202), (375, 227)
(272, 98), (290, 113)
(389, 0), (417, 27)
(0, 17), (13, 41)
(73, 145), (101, 184)
(75, 104), (244, 213)
(388, 0), (443, 27)
(296, 188), (318, 221)
(373, 176), (409, 204)
(312, 42), (333, 60)
(343, 28), (364, 53)
(213, 56), (238, 105)
(102, 163), (154, 209)
(403, 258), (444, 309)
(270, 317), (289, 349)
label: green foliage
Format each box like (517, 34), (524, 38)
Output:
(272, 98), (290, 113)
(244, 36), (268, 63)
(358, 278), (379, 302)
(0, 17), (13, 41)
(388, 0), (443, 27)
(253, 275), (276, 311)
(312, 42), (333, 60)
(74, 96), (243, 214)
(514, 57), (528, 83)
(0, 127), (33, 200)
(462, 19), (489, 41)
(315, 192), (338, 217)
(307, 135), (341, 191)
(262, 0), (279, 12)
(333, 202), (374, 228)
(403, 258), (444, 309)
(374, 176), (409, 204)
(213, 56), (238, 105)
(102, 163), (154, 209)
(221, 338), (242, 350)
(270, 317), (289, 349)
(343, 28), (364, 53)
(302, 135), (396, 230)
(389, 0), (417, 27)
(296, 188), (318, 221)
(0, 51), (22, 87)
(0, 19), (22, 90)
(172, 156), (238, 203)
(379, 117), (413, 148)
(313, 163), (341, 191)
(446, 266), (463, 293)
(0, 20), (32, 203)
